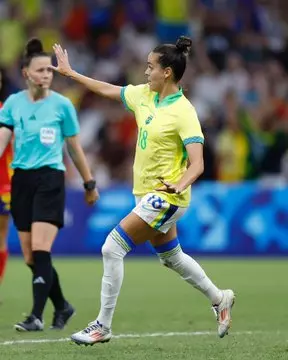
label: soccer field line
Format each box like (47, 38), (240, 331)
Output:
(0, 330), (258, 346)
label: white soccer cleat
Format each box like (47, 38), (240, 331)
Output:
(212, 289), (235, 338)
(70, 320), (112, 346)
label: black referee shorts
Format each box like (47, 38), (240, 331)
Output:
(11, 167), (65, 232)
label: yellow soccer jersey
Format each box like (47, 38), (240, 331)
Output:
(121, 84), (204, 207)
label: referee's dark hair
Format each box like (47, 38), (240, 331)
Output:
(21, 38), (50, 69)
(152, 36), (192, 82)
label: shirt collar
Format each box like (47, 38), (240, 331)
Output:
(154, 88), (183, 108)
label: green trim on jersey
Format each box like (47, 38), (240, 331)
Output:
(121, 86), (133, 112)
(154, 88), (183, 108)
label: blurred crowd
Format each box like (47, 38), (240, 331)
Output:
(1, 0), (288, 188)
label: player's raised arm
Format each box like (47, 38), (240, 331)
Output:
(50, 44), (121, 101)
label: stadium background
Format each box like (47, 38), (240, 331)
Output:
(2, 0), (287, 256)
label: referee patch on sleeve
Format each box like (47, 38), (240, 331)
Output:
(183, 136), (204, 145)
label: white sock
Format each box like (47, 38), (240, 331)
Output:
(96, 227), (133, 328)
(158, 247), (223, 305)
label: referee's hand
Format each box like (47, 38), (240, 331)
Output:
(85, 188), (99, 206)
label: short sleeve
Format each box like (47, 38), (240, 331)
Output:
(178, 106), (204, 146)
(61, 99), (80, 137)
(120, 84), (146, 112)
(0, 95), (15, 130)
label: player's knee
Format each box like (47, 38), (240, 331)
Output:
(0, 216), (9, 247)
(101, 239), (112, 258)
(0, 235), (7, 251)
(101, 233), (121, 259)
(0, 230), (7, 245)
(101, 231), (128, 259)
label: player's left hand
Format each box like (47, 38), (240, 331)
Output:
(85, 188), (100, 206)
(50, 44), (73, 77)
(156, 179), (182, 194)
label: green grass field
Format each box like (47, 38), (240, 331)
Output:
(0, 257), (288, 360)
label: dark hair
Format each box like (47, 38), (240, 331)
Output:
(21, 38), (50, 69)
(152, 36), (192, 82)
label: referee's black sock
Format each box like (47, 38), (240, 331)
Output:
(27, 263), (66, 311)
(49, 267), (66, 311)
(31, 251), (53, 320)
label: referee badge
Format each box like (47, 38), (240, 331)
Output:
(40, 127), (56, 146)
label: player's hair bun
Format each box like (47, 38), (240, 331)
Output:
(175, 36), (192, 56)
(25, 38), (44, 57)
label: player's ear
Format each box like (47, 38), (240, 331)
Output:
(164, 67), (172, 80)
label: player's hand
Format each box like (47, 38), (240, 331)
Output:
(85, 188), (100, 206)
(49, 44), (73, 77)
(156, 179), (182, 194)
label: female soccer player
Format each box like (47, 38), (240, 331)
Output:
(0, 38), (99, 331)
(51, 36), (235, 344)
(0, 69), (12, 301)
(0, 141), (11, 302)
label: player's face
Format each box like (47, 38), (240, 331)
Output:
(25, 56), (53, 90)
(145, 52), (170, 92)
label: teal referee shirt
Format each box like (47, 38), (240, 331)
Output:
(0, 90), (80, 171)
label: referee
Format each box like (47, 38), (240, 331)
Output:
(0, 38), (98, 331)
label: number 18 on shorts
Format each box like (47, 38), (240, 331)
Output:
(133, 193), (186, 234)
